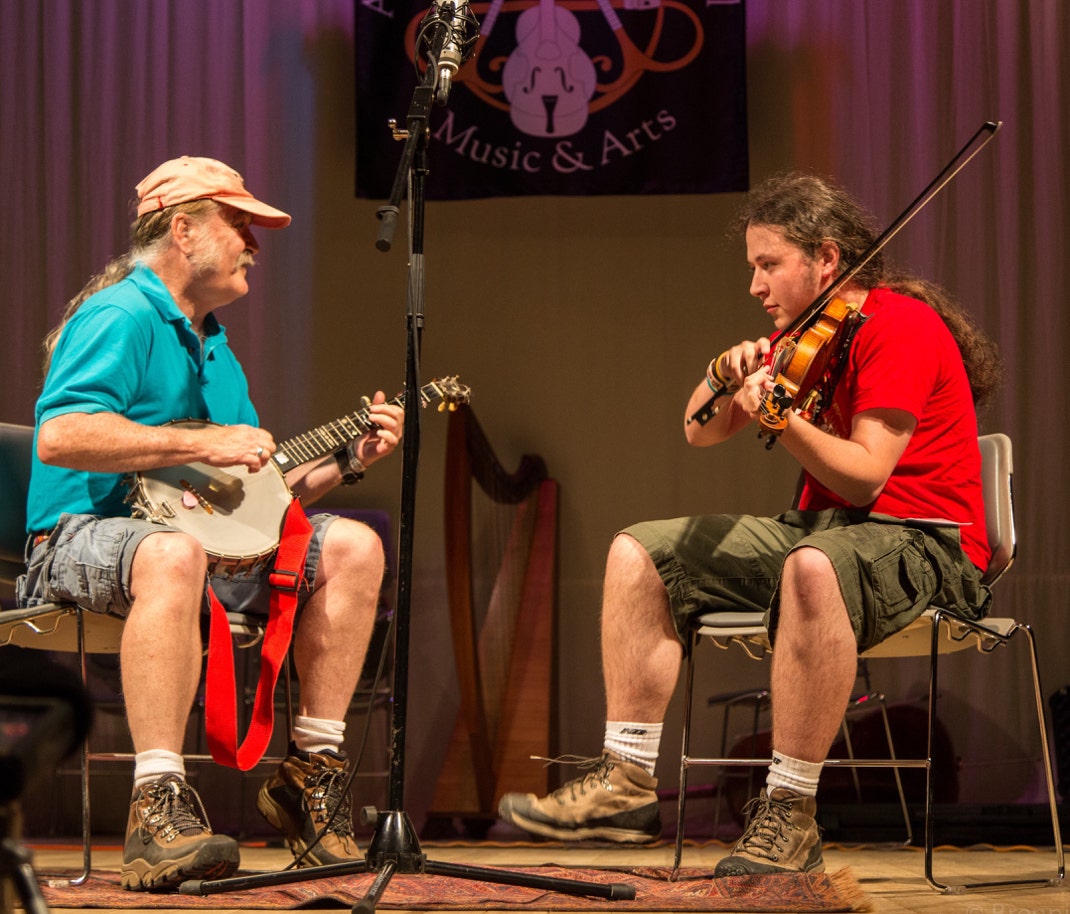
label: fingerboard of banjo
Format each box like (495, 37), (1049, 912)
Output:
(271, 379), (464, 471)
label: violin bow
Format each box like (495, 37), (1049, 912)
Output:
(782, 119), (1002, 339)
(687, 119), (1002, 428)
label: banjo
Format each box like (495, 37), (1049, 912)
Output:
(125, 376), (471, 576)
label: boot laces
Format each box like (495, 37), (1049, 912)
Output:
(735, 792), (798, 861)
(304, 760), (356, 838)
(533, 754), (614, 803)
(140, 777), (211, 841)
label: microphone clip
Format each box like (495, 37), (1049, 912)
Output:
(417, 0), (480, 106)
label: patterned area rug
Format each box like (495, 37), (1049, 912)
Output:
(40, 865), (873, 912)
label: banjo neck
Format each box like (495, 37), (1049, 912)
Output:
(271, 376), (469, 472)
(126, 376), (469, 578)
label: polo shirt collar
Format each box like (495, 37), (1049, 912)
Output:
(129, 263), (229, 346)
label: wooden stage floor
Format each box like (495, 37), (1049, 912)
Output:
(20, 838), (1067, 914)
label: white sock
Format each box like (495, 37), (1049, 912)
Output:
(766, 749), (823, 797)
(292, 714), (346, 754)
(604, 721), (662, 775)
(134, 749), (186, 790)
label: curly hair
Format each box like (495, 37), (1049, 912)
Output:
(731, 171), (1002, 409)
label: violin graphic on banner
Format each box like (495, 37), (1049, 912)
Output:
(404, 0), (703, 138)
(501, 0), (598, 135)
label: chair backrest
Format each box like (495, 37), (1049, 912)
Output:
(978, 432), (1015, 586)
(0, 422), (34, 585)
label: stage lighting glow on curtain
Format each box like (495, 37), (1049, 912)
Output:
(356, 0), (748, 199)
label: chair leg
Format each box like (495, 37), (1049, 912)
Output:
(925, 610), (1065, 893)
(872, 695), (913, 846)
(833, 688), (912, 846)
(709, 689), (768, 833)
(671, 630), (699, 878)
(74, 608), (92, 886)
(74, 731), (92, 885)
(1019, 621), (1066, 883)
(1019, 622), (1066, 884)
(30, 608), (93, 885)
(63, 609), (93, 885)
(837, 715), (862, 801)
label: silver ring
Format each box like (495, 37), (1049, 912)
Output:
(256, 446), (264, 458)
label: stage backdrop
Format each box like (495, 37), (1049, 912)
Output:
(357, 0), (748, 198)
(2, 0), (1069, 834)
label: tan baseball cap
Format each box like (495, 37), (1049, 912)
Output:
(135, 156), (291, 228)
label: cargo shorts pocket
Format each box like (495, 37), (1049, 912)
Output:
(36, 514), (132, 615)
(866, 534), (938, 648)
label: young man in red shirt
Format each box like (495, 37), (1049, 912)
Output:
(498, 171), (1000, 876)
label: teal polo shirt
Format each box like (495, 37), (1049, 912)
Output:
(27, 263), (258, 532)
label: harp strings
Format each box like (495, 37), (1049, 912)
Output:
(471, 481), (541, 750)
(430, 404), (554, 823)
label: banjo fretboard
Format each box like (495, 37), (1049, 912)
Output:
(272, 377), (470, 470)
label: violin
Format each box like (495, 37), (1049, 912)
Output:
(501, 0), (597, 136)
(757, 296), (865, 441)
(687, 120), (1002, 442)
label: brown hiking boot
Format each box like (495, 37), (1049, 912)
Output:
(497, 752), (661, 843)
(257, 744), (361, 866)
(121, 775), (239, 891)
(714, 787), (824, 876)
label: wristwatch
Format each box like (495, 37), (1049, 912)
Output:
(334, 441), (366, 485)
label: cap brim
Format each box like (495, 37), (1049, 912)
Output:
(213, 194), (291, 229)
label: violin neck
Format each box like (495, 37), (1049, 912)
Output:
(783, 287), (843, 337)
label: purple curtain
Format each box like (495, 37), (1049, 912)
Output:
(2, 0), (1068, 808)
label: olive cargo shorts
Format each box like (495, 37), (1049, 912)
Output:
(624, 509), (991, 652)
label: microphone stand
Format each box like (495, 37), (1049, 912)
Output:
(179, 13), (636, 912)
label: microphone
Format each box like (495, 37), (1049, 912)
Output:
(418, 0), (480, 106)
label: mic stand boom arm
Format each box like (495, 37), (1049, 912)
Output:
(375, 67), (436, 254)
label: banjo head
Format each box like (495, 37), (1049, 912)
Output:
(129, 432), (293, 573)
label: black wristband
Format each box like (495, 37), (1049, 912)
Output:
(334, 446), (365, 485)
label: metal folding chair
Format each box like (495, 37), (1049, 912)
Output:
(673, 433), (1065, 893)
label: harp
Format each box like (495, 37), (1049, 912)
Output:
(424, 405), (559, 836)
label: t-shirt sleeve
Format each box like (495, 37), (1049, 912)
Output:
(37, 305), (150, 423)
(848, 302), (946, 420)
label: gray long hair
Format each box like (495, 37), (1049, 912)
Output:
(42, 199), (219, 372)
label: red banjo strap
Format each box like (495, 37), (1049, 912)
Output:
(204, 498), (314, 771)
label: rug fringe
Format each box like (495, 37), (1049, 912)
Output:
(828, 867), (875, 913)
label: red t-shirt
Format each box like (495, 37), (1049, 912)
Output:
(793, 288), (991, 571)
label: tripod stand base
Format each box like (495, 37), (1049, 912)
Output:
(363, 809), (426, 873)
(424, 858), (636, 900)
(180, 808), (636, 910)
(0, 804), (50, 914)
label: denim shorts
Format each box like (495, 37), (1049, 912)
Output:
(623, 508), (992, 652)
(17, 511), (338, 617)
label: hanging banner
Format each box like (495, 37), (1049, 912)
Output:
(356, 0), (747, 199)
